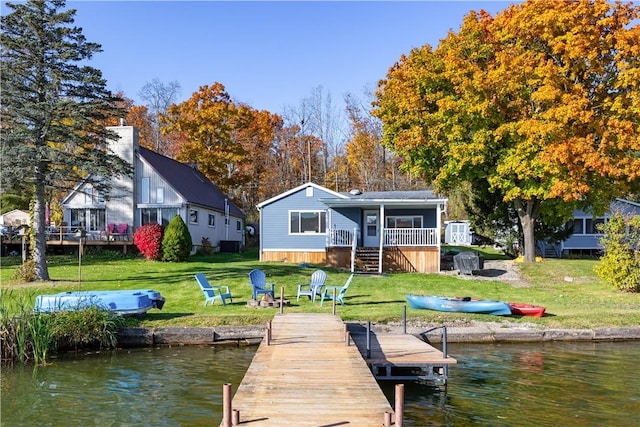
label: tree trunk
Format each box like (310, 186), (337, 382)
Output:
(33, 166), (50, 281)
(514, 198), (540, 263)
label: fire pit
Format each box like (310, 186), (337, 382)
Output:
(246, 298), (290, 308)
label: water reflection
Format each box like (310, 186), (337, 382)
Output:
(2, 341), (639, 426)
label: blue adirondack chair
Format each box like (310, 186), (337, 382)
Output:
(296, 269), (327, 303)
(320, 274), (354, 306)
(194, 273), (233, 306)
(248, 269), (275, 300)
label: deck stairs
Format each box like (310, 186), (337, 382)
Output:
(355, 247), (379, 273)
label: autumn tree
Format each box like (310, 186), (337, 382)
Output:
(232, 109), (284, 216)
(374, 0), (640, 262)
(344, 94), (388, 191)
(1, 0), (132, 280)
(162, 83), (256, 198)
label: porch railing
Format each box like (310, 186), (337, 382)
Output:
(383, 228), (439, 246)
(328, 228), (354, 247)
(328, 227), (439, 247)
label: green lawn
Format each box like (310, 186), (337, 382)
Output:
(1, 249), (638, 329)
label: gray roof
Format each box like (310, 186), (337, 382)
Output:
(320, 189), (446, 208)
(139, 147), (244, 218)
(339, 190), (439, 200)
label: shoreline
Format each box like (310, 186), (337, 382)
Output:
(117, 321), (640, 348)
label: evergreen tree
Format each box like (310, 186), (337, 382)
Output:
(162, 215), (192, 262)
(1, 0), (132, 280)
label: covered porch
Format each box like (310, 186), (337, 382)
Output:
(327, 228), (441, 274)
(322, 194), (446, 274)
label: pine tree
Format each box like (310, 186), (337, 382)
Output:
(162, 215), (192, 262)
(1, 0), (132, 280)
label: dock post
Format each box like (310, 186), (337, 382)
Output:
(232, 409), (240, 426)
(266, 321), (272, 346)
(279, 287), (284, 314)
(403, 305), (407, 334)
(332, 288), (337, 315)
(366, 321), (371, 358)
(442, 326), (448, 358)
(395, 383), (404, 427)
(222, 383), (232, 427)
(384, 411), (392, 426)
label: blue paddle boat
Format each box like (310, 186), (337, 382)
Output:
(406, 294), (512, 316)
(34, 289), (165, 316)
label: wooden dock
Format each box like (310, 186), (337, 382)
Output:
(226, 313), (394, 426)
(350, 330), (457, 382)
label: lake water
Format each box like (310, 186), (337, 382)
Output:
(2, 341), (638, 426)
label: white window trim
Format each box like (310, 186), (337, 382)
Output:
(208, 213), (216, 228)
(386, 215), (423, 229)
(189, 208), (198, 224)
(156, 187), (164, 204)
(141, 177), (150, 204)
(289, 210), (327, 235)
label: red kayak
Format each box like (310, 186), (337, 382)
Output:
(509, 302), (545, 317)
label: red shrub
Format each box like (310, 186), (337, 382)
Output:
(133, 224), (164, 260)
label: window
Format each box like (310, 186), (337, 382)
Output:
(88, 209), (105, 231)
(386, 216), (423, 229)
(568, 219), (584, 234)
(141, 208), (158, 226)
(70, 208), (104, 231)
(236, 220), (241, 231)
(161, 209), (178, 226)
(141, 208), (179, 226)
(290, 211), (326, 234)
(141, 177), (150, 203)
(586, 218), (605, 234)
(208, 214), (216, 227)
(189, 209), (198, 224)
(156, 187), (164, 204)
(84, 188), (104, 205)
(70, 209), (86, 228)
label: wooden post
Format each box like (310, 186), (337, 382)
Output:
(232, 409), (240, 426)
(403, 305), (407, 334)
(395, 383), (404, 427)
(384, 411), (392, 426)
(279, 286), (284, 314)
(332, 287), (337, 315)
(266, 321), (271, 346)
(222, 383), (232, 427)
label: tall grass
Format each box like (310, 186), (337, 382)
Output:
(0, 290), (126, 365)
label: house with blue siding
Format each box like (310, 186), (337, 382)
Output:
(60, 125), (244, 252)
(256, 182), (448, 273)
(537, 198), (640, 257)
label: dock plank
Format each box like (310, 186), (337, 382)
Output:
(352, 332), (457, 365)
(226, 313), (394, 426)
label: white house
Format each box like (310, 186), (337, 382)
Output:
(60, 125), (245, 252)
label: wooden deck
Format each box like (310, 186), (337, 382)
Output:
(350, 331), (457, 382)
(226, 313), (394, 426)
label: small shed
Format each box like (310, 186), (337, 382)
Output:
(444, 220), (472, 245)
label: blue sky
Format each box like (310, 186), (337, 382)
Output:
(67, 1), (513, 114)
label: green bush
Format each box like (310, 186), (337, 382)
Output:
(594, 212), (640, 292)
(51, 307), (124, 351)
(162, 215), (193, 262)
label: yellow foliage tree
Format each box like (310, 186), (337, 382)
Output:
(374, 0), (640, 262)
